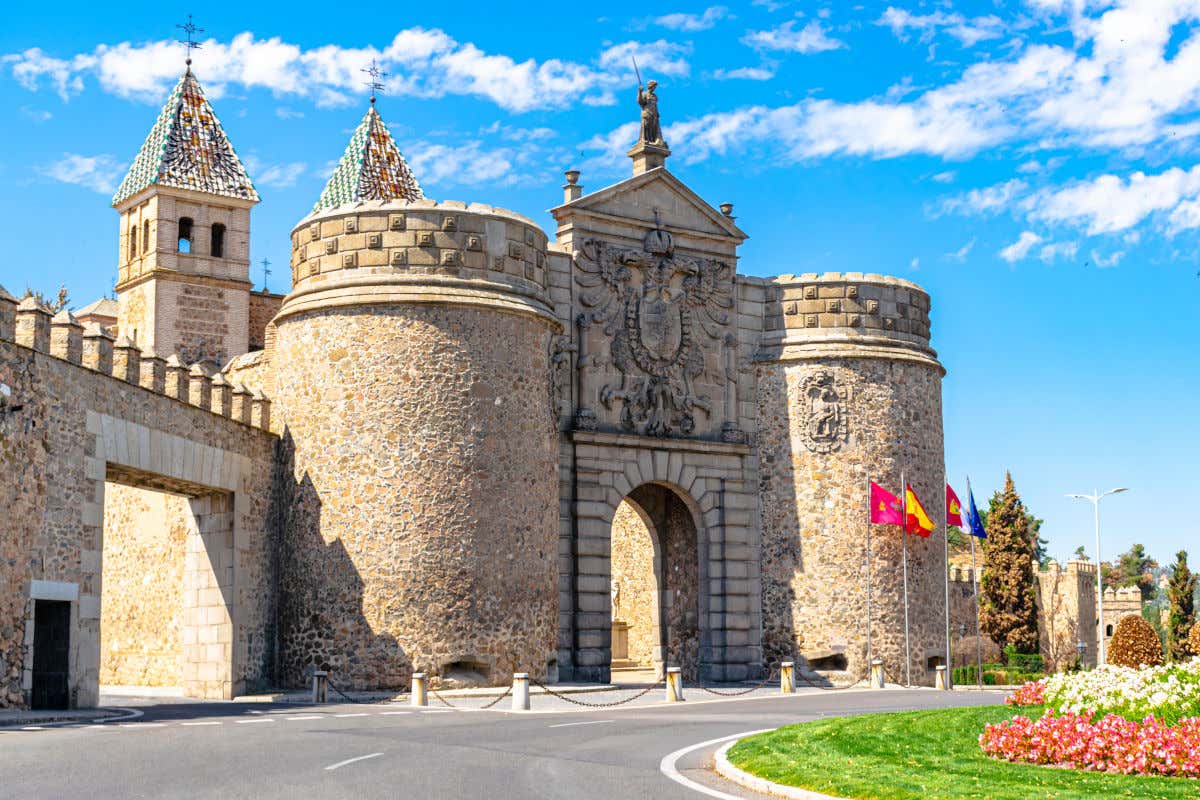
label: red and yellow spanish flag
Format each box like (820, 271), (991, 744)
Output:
(905, 485), (935, 537)
(869, 481), (904, 525)
(946, 484), (964, 528)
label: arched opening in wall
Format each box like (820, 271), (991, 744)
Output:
(128, 223), (138, 261)
(1106, 624), (1114, 637)
(98, 466), (236, 704)
(142, 220), (151, 253)
(178, 217), (193, 254)
(210, 223), (225, 258)
(608, 483), (701, 684)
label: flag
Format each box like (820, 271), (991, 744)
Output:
(869, 481), (904, 525)
(946, 484), (964, 528)
(965, 486), (987, 539)
(905, 485), (935, 537)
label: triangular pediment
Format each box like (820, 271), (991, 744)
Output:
(552, 167), (746, 242)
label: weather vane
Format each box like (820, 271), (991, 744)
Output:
(260, 257), (272, 290)
(177, 15), (204, 67)
(362, 59), (388, 105)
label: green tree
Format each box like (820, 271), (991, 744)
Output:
(1103, 543), (1159, 600)
(1167, 551), (1197, 661)
(979, 472), (1039, 654)
(21, 285), (69, 313)
(1072, 545), (1089, 561)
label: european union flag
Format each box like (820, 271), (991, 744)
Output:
(966, 487), (987, 539)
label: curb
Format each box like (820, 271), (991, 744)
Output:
(0, 706), (143, 730)
(714, 738), (848, 800)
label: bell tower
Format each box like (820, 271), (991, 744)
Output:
(111, 61), (259, 365)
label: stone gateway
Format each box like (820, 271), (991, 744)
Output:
(0, 65), (948, 709)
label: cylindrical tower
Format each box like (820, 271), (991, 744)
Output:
(755, 272), (945, 685)
(273, 199), (561, 688)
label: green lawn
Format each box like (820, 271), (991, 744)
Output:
(725, 705), (1197, 800)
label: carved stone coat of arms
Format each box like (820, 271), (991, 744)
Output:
(576, 227), (733, 437)
(799, 371), (849, 453)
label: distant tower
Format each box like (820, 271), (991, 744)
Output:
(110, 63), (259, 365)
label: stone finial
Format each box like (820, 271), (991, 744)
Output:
(139, 348), (166, 394)
(81, 322), (115, 374)
(111, 335), (142, 383)
(250, 389), (271, 431)
(164, 354), (189, 401)
(563, 170), (583, 203)
(0, 284), (17, 342)
(720, 202), (734, 218)
(15, 296), (52, 353)
(209, 372), (233, 418)
(50, 309), (83, 364)
(188, 363), (212, 409)
(231, 383), (253, 424)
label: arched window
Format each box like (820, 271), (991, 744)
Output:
(1106, 624), (1113, 636)
(142, 220), (151, 253)
(178, 217), (194, 254)
(211, 223), (226, 258)
(129, 223), (138, 260)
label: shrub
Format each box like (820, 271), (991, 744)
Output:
(1108, 614), (1164, 668)
(1188, 623), (1200, 657)
(1004, 645), (1044, 673)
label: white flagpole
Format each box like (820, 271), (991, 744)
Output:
(901, 470), (912, 687)
(866, 473), (873, 670)
(968, 476), (982, 691)
(943, 476), (952, 688)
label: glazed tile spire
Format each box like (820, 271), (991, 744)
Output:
(111, 68), (258, 207)
(312, 104), (423, 212)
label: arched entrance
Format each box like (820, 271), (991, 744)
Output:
(609, 483), (701, 682)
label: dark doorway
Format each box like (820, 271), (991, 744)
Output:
(31, 600), (71, 709)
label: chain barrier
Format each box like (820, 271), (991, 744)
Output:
(529, 676), (665, 708)
(693, 665), (779, 697)
(431, 682), (513, 710)
(323, 675), (376, 705)
(791, 668), (869, 692)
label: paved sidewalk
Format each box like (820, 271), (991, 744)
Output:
(0, 707), (133, 728)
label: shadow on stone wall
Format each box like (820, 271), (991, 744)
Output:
(273, 430), (407, 691)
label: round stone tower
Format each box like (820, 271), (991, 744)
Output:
(272, 199), (561, 688)
(755, 272), (945, 686)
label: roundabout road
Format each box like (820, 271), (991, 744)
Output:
(1, 688), (1005, 799)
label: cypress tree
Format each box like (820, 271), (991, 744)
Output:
(1167, 550), (1197, 662)
(979, 472), (1039, 654)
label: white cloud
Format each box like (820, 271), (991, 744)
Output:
(276, 107), (304, 120)
(931, 170), (957, 183)
(36, 153), (123, 193)
(910, 256), (920, 269)
(999, 230), (1043, 262)
(652, 7), (731, 32)
(1025, 166), (1200, 234)
(878, 7), (1006, 48)
(19, 106), (51, 122)
(243, 156), (308, 188)
(946, 238), (976, 261)
(936, 179), (1028, 216)
(710, 65), (776, 81)
(742, 21), (846, 54)
(597, 40), (692, 78)
(1089, 249), (1125, 267)
(405, 140), (547, 187)
(1039, 240), (1079, 262)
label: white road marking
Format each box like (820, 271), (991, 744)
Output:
(378, 711), (411, 715)
(21, 726), (45, 731)
(324, 752), (384, 771)
(181, 721), (222, 726)
(547, 719), (616, 729)
(659, 729), (774, 799)
(235, 718), (275, 724)
(286, 715), (324, 721)
(120, 723), (165, 728)
(333, 713), (369, 718)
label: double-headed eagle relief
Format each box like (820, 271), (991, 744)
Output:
(576, 224), (734, 437)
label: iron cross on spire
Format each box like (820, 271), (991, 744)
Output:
(260, 257), (272, 290)
(177, 15), (204, 67)
(362, 59), (388, 105)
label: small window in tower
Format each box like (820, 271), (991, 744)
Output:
(143, 220), (150, 253)
(129, 224), (138, 260)
(178, 217), (194, 254)
(211, 223), (226, 258)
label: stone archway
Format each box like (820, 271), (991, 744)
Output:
(609, 483), (701, 681)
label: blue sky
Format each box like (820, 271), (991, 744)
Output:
(2, 0), (1197, 568)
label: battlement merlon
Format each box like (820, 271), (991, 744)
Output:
(0, 282), (271, 432)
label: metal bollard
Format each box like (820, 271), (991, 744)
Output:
(512, 673), (530, 711)
(411, 672), (427, 707)
(312, 670), (328, 703)
(935, 665), (949, 691)
(870, 659), (885, 689)
(780, 662), (795, 694)
(665, 667), (683, 703)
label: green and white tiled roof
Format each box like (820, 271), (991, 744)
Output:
(111, 69), (259, 207)
(312, 104), (423, 212)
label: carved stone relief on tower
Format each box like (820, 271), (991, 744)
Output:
(799, 370), (849, 453)
(574, 225), (734, 438)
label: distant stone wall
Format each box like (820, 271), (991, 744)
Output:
(611, 499), (657, 666)
(99, 483), (189, 687)
(248, 291), (283, 352)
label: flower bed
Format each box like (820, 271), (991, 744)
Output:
(981, 709), (1200, 778)
(1008, 658), (1200, 724)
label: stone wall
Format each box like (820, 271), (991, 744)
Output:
(0, 292), (278, 708)
(248, 291), (284, 352)
(756, 273), (946, 685)
(99, 483), (190, 687)
(610, 499), (657, 666)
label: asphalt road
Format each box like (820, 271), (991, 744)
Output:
(0, 688), (1005, 799)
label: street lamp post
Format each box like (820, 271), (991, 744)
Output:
(1066, 487), (1128, 666)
